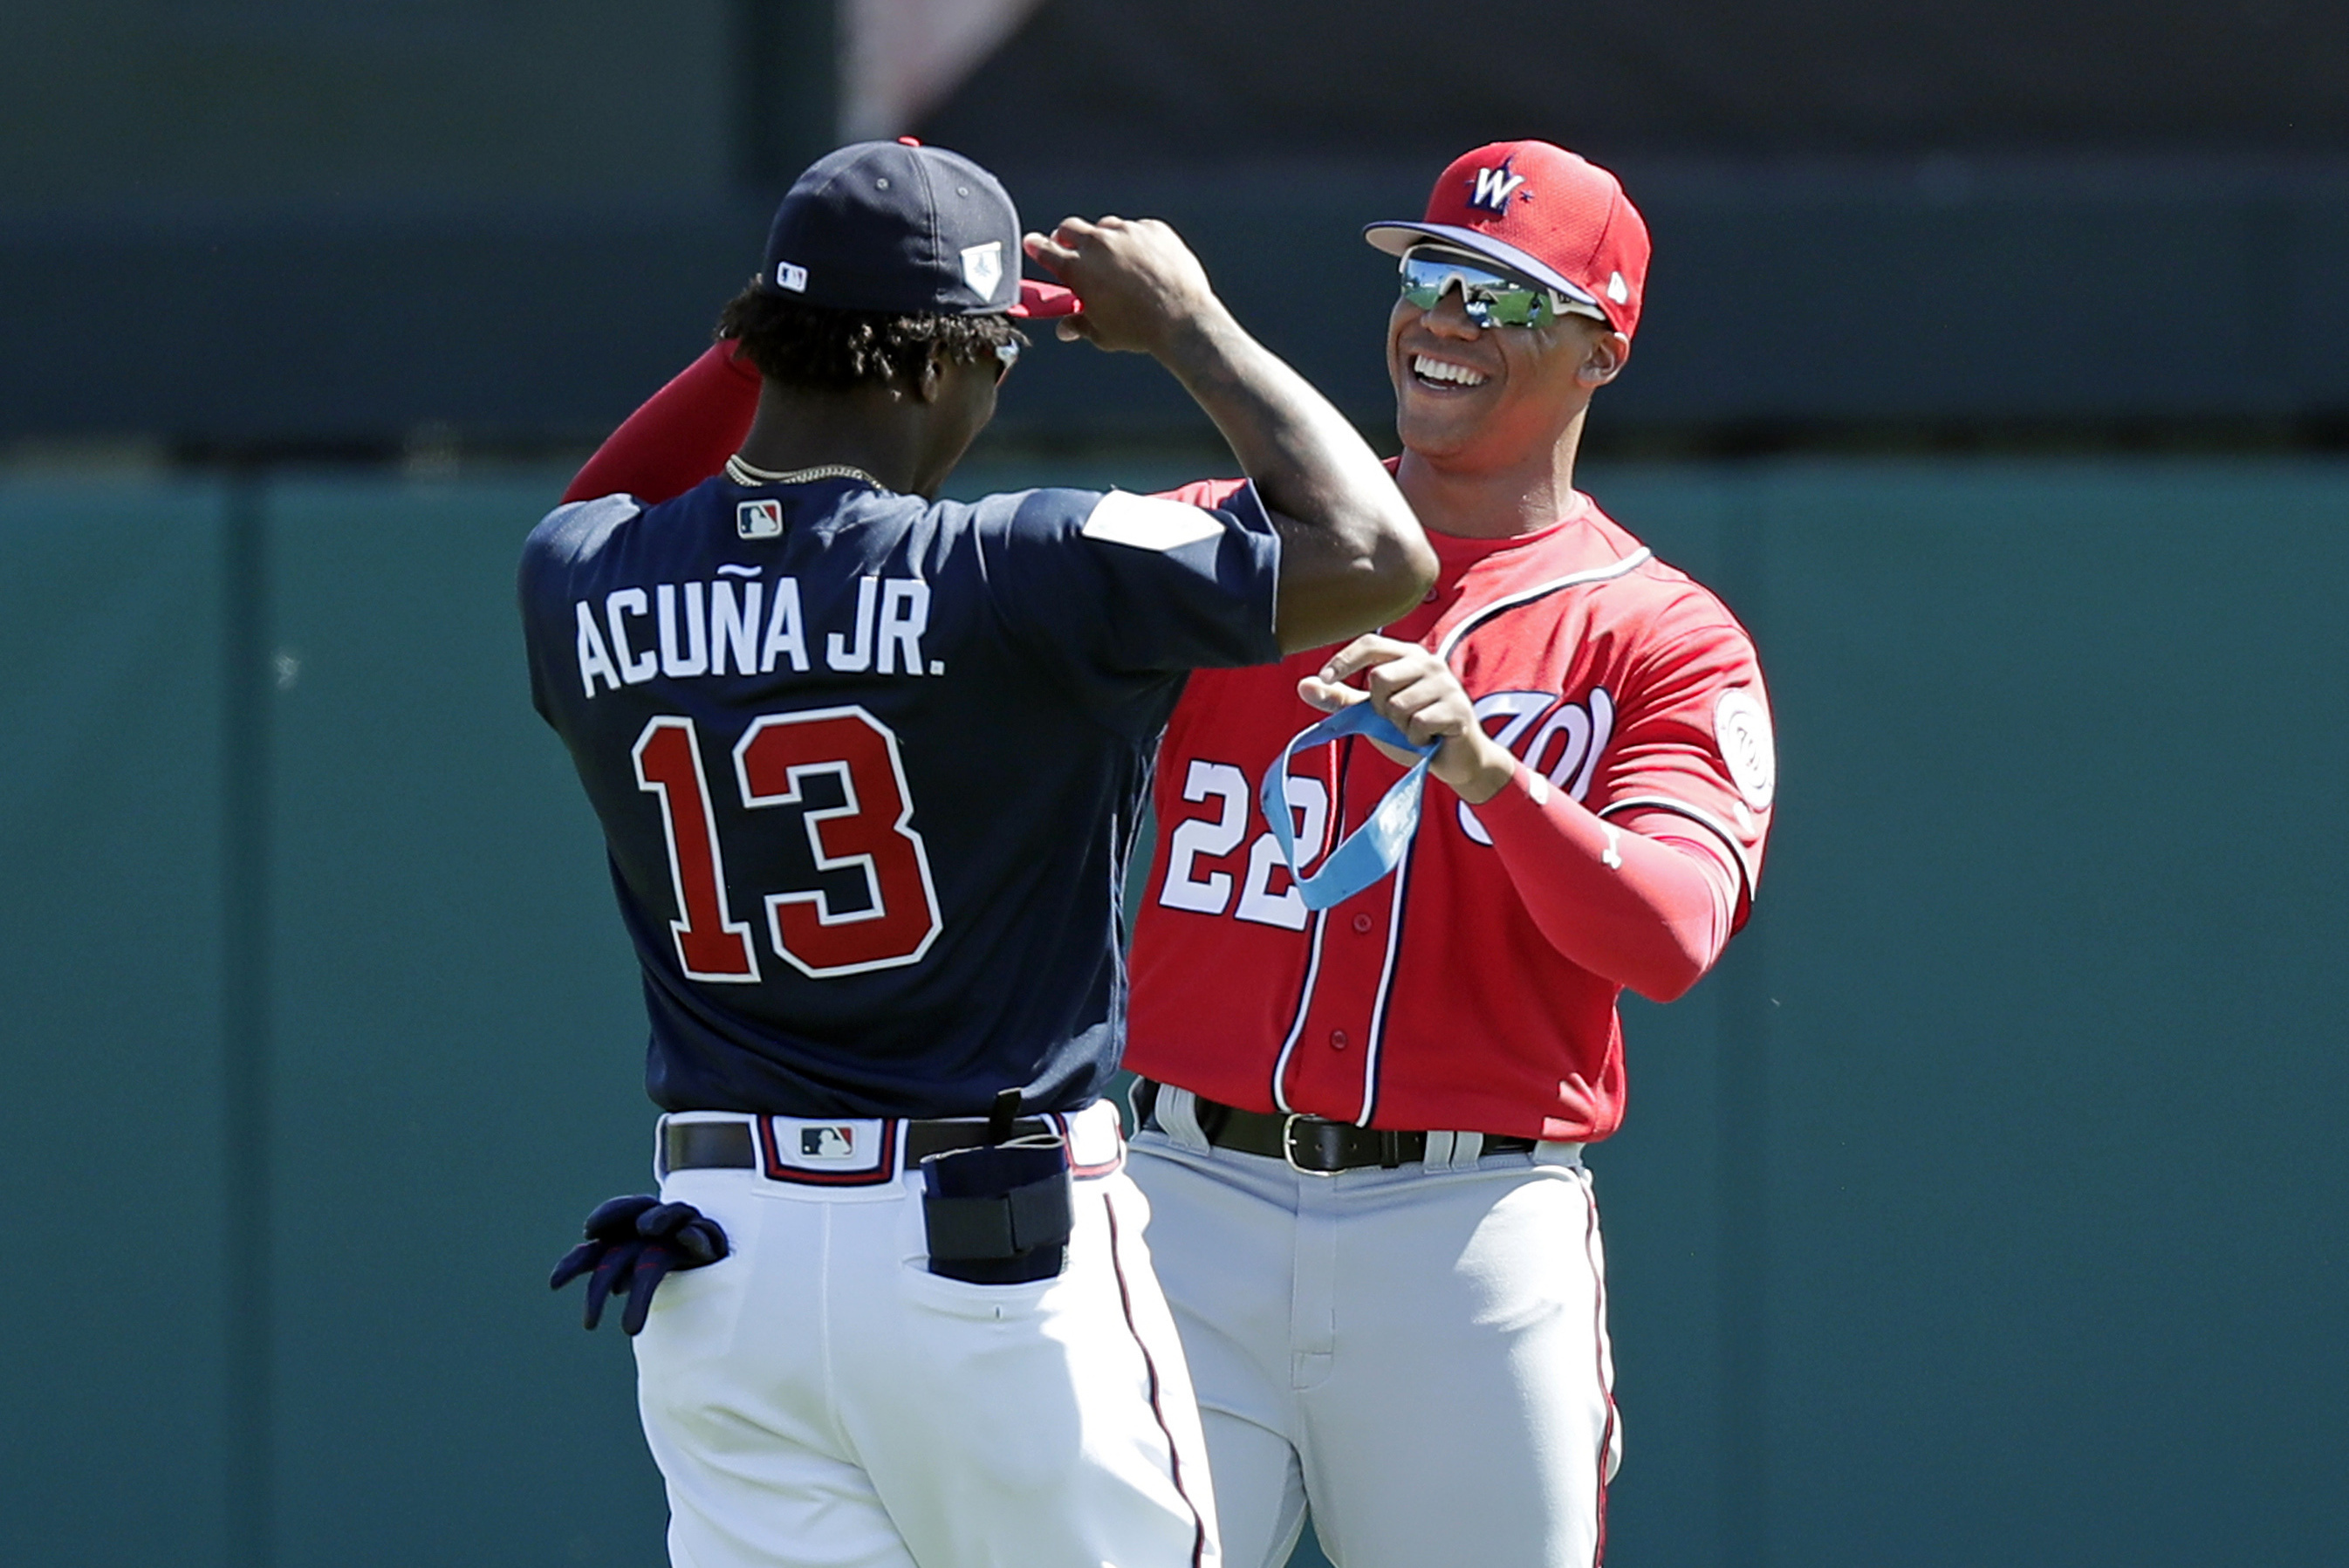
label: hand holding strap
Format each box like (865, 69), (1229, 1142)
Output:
(1260, 701), (1439, 910)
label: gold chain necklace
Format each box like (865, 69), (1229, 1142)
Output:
(723, 455), (888, 491)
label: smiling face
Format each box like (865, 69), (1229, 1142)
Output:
(1386, 257), (1627, 474)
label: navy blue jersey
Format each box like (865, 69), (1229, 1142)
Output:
(519, 476), (1282, 1118)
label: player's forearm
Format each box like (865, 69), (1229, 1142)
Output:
(561, 344), (761, 505)
(1153, 312), (1435, 649)
(1471, 770), (1735, 1002)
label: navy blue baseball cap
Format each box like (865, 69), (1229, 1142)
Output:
(758, 139), (1078, 319)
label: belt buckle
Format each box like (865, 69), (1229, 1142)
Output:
(1281, 1113), (1340, 1177)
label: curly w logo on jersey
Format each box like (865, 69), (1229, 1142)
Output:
(1456, 687), (1614, 846)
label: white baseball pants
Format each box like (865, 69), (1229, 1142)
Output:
(1128, 1111), (1617, 1568)
(631, 1099), (1219, 1568)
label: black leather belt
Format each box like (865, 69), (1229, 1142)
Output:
(664, 1116), (1059, 1175)
(1133, 1080), (1536, 1174)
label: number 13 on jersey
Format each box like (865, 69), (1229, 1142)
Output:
(631, 706), (943, 981)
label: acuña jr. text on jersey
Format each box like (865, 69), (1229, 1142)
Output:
(569, 567), (937, 697)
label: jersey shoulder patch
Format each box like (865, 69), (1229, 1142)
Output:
(1712, 685), (1777, 811)
(543, 491), (644, 529)
(1079, 490), (1225, 553)
(529, 492), (646, 563)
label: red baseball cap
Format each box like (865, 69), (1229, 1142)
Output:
(1365, 140), (1650, 339)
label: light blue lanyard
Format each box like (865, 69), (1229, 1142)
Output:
(1259, 702), (1440, 911)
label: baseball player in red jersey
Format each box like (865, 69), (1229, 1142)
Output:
(1120, 140), (1776, 1568)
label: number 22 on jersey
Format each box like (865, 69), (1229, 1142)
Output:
(1158, 760), (1331, 932)
(631, 707), (943, 981)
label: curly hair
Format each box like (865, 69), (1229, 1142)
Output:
(716, 281), (1027, 393)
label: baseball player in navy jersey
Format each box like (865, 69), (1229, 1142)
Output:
(520, 139), (1435, 1568)
(1118, 141), (1777, 1568)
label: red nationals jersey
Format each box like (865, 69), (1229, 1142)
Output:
(1125, 479), (1774, 1142)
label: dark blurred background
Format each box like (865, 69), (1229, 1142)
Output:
(9, 0), (2349, 455)
(3, 5), (2345, 1567)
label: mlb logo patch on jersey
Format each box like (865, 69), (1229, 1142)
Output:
(801, 1126), (856, 1159)
(737, 499), (784, 539)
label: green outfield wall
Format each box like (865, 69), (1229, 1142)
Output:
(3, 459), (2344, 1567)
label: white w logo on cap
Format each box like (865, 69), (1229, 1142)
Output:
(1469, 164), (1528, 214)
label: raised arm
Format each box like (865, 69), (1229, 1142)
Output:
(1025, 218), (1435, 651)
(560, 344), (761, 506)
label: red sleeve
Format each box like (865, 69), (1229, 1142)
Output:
(561, 344), (762, 505)
(1471, 770), (1737, 1003)
(1587, 607), (1776, 923)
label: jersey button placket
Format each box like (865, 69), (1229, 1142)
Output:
(1283, 777), (1395, 1116)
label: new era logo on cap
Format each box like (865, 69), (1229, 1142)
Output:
(1363, 140), (1653, 339)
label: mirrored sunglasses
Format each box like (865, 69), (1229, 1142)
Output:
(1398, 250), (1599, 329)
